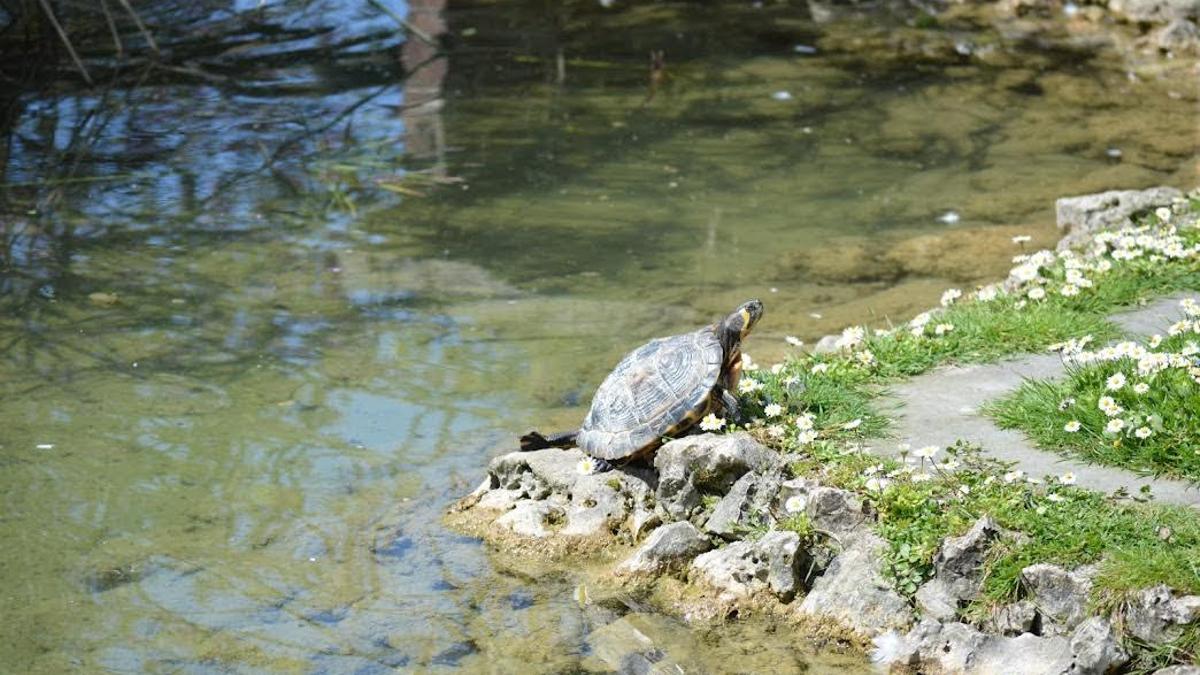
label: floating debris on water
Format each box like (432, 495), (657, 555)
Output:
(938, 211), (961, 224)
(793, 44), (818, 54)
(770, 90), (793, 101)
(36, 444), (54, 450)
(1106, 147), (1123, 159)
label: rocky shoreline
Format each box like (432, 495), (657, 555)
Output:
(446, 186), (1200, 674)
(449, 432), (1199, 674)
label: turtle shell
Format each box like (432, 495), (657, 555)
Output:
(577, 327), (724, 461)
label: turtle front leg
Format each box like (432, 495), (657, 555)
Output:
(719, 387), (742, 424)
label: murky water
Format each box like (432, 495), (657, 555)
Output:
(0, 0), (1195, 671)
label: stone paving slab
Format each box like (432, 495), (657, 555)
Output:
(865, 294), (1200, 507)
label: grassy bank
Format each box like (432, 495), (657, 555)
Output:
(726, 192), (1200, 668)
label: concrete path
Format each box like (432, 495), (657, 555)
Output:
(865, 294), (1200, 507)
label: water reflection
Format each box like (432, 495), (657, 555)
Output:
(0, 0), (1196, 671)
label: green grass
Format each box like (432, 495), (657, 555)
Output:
(786, 442), (1200, 649)
(719, 196), (1200, 668)
(986, 322), (1200, 483)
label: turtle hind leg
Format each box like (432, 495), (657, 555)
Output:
(519, 430), (578, 451)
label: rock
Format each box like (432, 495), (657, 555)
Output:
(1020, 563), (1096, 635)
(562, 475), (628, 537)
(813, 334), (841, 354)
(654, 433), (781, 522)
(585, 616), (681, 674)
(1069, 617), (1128, 674)
(1109, 0), (1200, 23)
(929, 516), (1003, 609)
(987, 600), (1038, 636)
(475, 488), (524, 512)
(806, 486), (869, 537)
(1153, 667), (1200, 675)
(494, 500), (563, 538)
(691, 530), (806, 601)
(1155, 19), (1200, 52)
(884, 620), (1074, 674)
(704, 472), (782, 539)
(1125, 585), (1200, 645)
(798, 533), (914, 637)
(617, 522), (711, 576)
(1055, 187), (1183, 252)
(915, 578), (960, 622)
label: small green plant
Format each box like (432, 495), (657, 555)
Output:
(987, 299), (1200, 482)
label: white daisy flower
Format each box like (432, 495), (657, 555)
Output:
(764, 403), (784, 417)
(1133, 382), (1150, 395)
(1105, 418), (1126, 434)
(767, 424), (786, 438)
(784, 495), (808, 513)
(1028, 287), (1046, 301)
(934, 323), (955, 336)
(1135, 427), (1153, 439)
(699, 414), (726, 432)
(940, 289), (962, 307)
(795, 414), (815, 430)
(913, 445), (939, 459)
(796, 429), (818, 444)
(1064, 420), (1082, 432)
(1012, 235), (1032, 244)
(1106, 373), (1126, 391)
(1059, 472), (1076, 485)
(577, 457), (598, 475)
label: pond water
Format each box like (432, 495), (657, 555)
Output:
(0, 0), (1194, 671)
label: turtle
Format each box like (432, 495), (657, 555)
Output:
(519, 299), (764, 468)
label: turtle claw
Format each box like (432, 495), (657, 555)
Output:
(593, 458), (615, 473)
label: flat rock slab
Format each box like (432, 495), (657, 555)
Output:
(866, 294), (1200, 507)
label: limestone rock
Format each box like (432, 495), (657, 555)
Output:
(1020, 563), (1097, 635)
(987, 600), (1038, 636)
(1125, 585), (1200, 645)
(617, 522), (711, 576)
(884, 620), (1074, 674)
(933, 516), (1002, 601)
(495, 500), (564, 538)
(585, 616), (681, 674)
(806, 486), (869, 537)
(704, 471), (782, 539)
(654, 433), (781, 522)
(797, 533), (913, 637)
(1068, 617), (1128, 675)
(1055, 187), (1183, 251)
(1153, 667), (1200, 675)
(562, 476), (628, 537)
(915, 578), (960, 622)
(691, 530), (806, 601)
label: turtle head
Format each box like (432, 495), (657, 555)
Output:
(718, 299), (763, 351)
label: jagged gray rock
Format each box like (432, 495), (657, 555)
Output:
(1153, 666), (1200, 675)
(797, 533), (913, 637)
(654, 433), (780, 522)
(806, 486), (869, 537)
(915, 578), (960, 623)
(562, 476), (628, 537)
(1125, 585), (1200, 645)
(1054, 187), (1183, 252)
(1020, 563), (1097, 635)
(988, 600), (1038, 636)
(913, 517), (1004, 623)
(617, 522), (711, 575)
(704, 471), (782, 539)
(886, 620), (1073, 674)
(1069, 617), (1129, 675)
(691, 530), (806, 601)
(495, 500), (564, 538)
